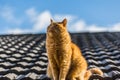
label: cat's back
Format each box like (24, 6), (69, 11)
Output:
(71, 42), (87, 67)
(71, 42), (82, 56)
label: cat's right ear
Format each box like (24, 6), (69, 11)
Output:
(62, 18), (67, 27)
(50, 19), (53, 23)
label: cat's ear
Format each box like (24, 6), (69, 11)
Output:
(62, 18), (67, 27)
(50, 19), (53, 23)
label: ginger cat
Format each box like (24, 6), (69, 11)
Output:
(46, 19), (103, 80)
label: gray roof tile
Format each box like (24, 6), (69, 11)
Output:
(0, 33), (119, 80)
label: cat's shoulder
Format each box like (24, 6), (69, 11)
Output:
(71, 42), (80, 49)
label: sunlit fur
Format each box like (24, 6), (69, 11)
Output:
(46, 19), (103, 80)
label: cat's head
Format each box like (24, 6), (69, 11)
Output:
(47, 19), (67, 36)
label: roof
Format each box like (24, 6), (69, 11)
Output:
(0, 32), (119, 80)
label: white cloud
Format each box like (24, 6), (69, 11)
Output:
(5, 9), (52, 34)
(68, 20), (108, 32)
(86, 25), (108, 32)
(53, 14), (76, 23)
(25, 8), (76, 33)
(68, 20), (119, 32)
(33, 11), (52, 32)
(111, 23), (120, 31)
(0, 6), (22, 25)
(3, 7), (120, 34)
(7, 28), (34, 34)
(25, 8), (38, 22)
(69, 20), (86, 32)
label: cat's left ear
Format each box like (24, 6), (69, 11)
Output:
(62, 18), (67, 27)
(50, 19), (53, 23)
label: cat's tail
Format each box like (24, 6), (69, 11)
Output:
(84, 68), (103, 80)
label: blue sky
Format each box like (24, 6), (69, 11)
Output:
(0, 0), (120, 34)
